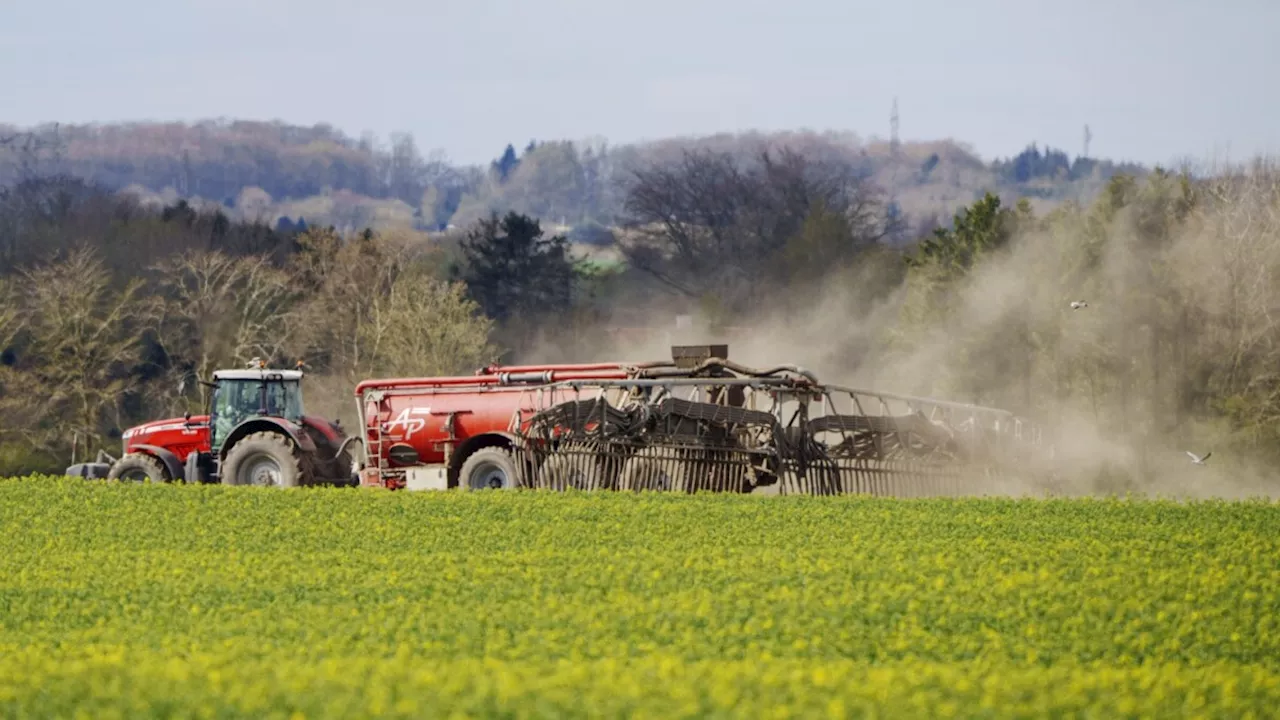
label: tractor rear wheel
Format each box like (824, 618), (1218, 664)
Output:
(108, 453), (168, 483)
(221, 432), (303, 488)
(457, 447), (519, 490)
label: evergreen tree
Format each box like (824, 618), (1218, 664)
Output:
(455, 211), (575, 352)
(491, 144), (520, 182)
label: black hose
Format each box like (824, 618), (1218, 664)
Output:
(639, 360), (818, 384)
(331, 435), (361, 461)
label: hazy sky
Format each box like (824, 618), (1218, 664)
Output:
(3, 0), (1277, 167)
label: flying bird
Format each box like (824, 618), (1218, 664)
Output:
(1070, 300), (1089, 310)
(1186, 451), (1212, 465)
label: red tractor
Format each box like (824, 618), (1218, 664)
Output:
(68, 361), (355, 487)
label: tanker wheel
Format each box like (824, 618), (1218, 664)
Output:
(539, 442), (608, 491)
(107, 453), (168, 483)
(457, 447), (519, 490)
(221, 432), (302, 488)
(616, 447), (688, 493)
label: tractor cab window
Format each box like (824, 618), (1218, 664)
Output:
(210, 378), (304, 451)
(261, 379), (304, 420)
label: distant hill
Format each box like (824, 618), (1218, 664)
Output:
(0, 120), (1147, 237)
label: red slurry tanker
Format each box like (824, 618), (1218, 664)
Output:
(70, 346), (1051, 496)
(350, 344), (1051, 495)
(352, 359), (650, 491)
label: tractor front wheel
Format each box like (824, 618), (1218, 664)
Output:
(221, 432), (303, 488)
(108, 453), (168, 483)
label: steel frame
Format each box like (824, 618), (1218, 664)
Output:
(499, 369), (1050, 497)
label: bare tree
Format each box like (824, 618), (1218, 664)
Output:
(0, 175), (105, 270)
(21, 249), (145, 454)
(1166, 163), (1280, 440)
(234, 186), (274, 224)
(289, 226), (404, 380)
(381, 132), (427, 205)
(619, 146), (896, 310)
(0, 125), (65, 182)
(0, 276), (44, 458)
(149, 250), (301, 408)
(362, 271), (498, 377)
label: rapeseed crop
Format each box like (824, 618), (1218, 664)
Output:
(1, 475), (1278, 718)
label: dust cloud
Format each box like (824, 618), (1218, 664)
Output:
(517, 163), (1280, 501)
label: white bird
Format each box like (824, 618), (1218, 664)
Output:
(1070, 300), (1089, 310)
(1186, 451), (1212, 465)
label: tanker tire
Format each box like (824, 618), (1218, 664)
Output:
(221, 432), (303, 488)
(616, 447), (689, 493)
(538, 442), (608, 491)
(457, 447), (519, 490)
(108, 453), (168, 483)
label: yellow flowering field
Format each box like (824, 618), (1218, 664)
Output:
(2, 476), (1279, 718)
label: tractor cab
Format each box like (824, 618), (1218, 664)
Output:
(208, 367), (305, 453)
(187, 359), (353, 487)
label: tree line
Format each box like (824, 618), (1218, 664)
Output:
(1, 121), (1147, 238)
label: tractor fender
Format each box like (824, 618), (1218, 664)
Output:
(448, 432), (531, 487)
(130, 444), (185, 482)
(300, 415), (345, 447)
(219, 418), (317, 460)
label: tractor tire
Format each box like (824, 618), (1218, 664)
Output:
(221, 431), (303, 488)
(457, 447), (519, 490)
(108, 453), (168, 483)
